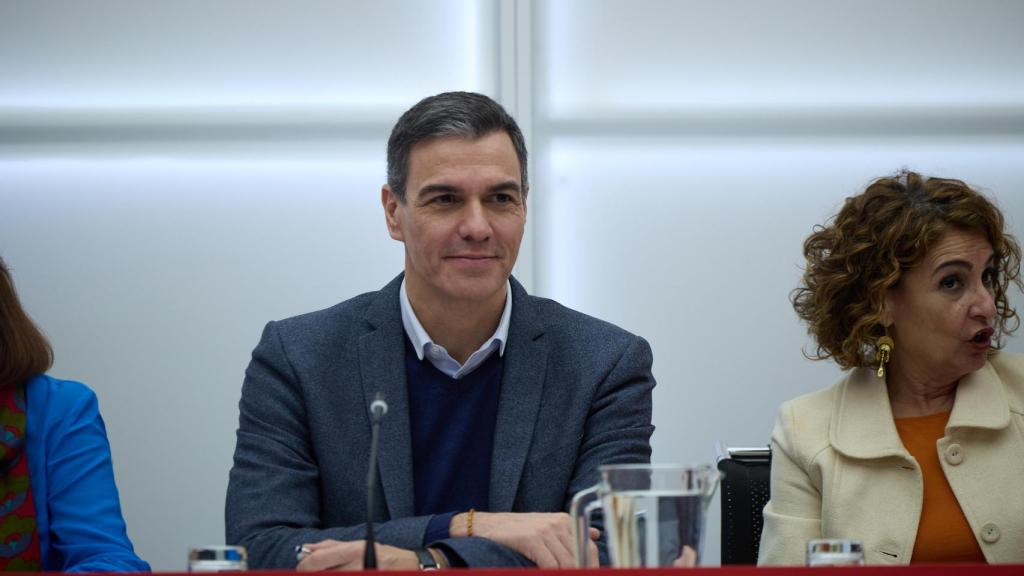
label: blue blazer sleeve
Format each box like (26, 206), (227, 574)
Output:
(27, 375), (151, 572)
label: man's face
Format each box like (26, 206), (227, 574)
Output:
(383, 131), (526, 310)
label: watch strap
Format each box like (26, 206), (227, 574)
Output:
(414, 548), (439, 571)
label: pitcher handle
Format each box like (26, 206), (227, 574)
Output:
(705, 469), (722, 502)
(569, 485), (600, 567)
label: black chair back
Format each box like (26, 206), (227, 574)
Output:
(716, 446), (771, 565)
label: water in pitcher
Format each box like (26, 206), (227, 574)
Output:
(603, 489), (707, 567)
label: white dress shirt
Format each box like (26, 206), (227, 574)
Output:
(399, 278), (512, 380)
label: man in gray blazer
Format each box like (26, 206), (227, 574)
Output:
(225, 92), (655, 570)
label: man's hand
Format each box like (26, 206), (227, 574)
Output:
(451, 512), (599, 568)
(296, 540), (419, 571)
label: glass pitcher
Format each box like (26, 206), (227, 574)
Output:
(570, 464), (720, 568)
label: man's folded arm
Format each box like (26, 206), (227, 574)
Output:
(430, 537), (532, 568)
(225, 322), (434, 567)
(227, 422), (444, 567)
(566, 333), (656, 500)
(563, 333), (657, 565)
(232, 518), (436, 569)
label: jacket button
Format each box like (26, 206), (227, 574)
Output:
(944, 443), (964, 465)
(980, 522), (1001, 543)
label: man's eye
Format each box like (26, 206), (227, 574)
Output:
(433, 194), (456, 205)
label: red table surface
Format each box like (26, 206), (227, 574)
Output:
(170, 566), (1023, 575)
(8, 567), (1021, 575)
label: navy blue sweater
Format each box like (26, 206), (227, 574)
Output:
(405, 338), (503, 545)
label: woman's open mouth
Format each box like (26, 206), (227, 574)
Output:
(969, 327), (995, 348)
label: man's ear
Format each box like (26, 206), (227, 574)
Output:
(382, 185), (404, 242)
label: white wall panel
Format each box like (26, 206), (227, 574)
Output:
(534, 135), (1024, 564)
(3, 0), (1024, 569)
(540, 0), (1024, 115)
(534, 1), (1024, 563)
(1, 2), (502, 569)
(0, 0), (495, 109)
(0, 149), (404, 569)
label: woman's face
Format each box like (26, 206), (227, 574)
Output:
(884, 228), (998, 385)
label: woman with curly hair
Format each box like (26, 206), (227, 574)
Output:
(758, 172), (1024, 565)
(0, 257), (150, 572)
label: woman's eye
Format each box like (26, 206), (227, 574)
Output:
(939, 275), (962, 290)
(982, 267), (998, 287)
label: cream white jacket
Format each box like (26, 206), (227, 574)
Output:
(758, 352), (1024, 565)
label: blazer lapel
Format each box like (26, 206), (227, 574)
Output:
(830, 367), (909, 460)
(489, 277), (548, 511)
(358, 274), (416, 519)
(947, 359), (1011, 431)
(832, 359), (1013, 461)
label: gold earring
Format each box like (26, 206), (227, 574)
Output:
(875, 335), (894, 379)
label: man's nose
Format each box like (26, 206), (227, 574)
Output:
(458, 201), (492, 241)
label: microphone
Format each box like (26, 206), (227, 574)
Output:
(364, 393), (388, 570)
(370, 397), (388, 422)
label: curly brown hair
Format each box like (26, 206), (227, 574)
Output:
(793, 171), (1023, 370)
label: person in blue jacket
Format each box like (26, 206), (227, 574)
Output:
(0, 256), (150, 572)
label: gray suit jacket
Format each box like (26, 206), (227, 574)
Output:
(225, 274), (655, 568)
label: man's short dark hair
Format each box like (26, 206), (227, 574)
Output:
(386, 91), (528, 202)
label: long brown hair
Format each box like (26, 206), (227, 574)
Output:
(792, 171), (1023, 369)
(0, 257), (53, 387)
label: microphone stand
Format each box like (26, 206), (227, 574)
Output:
(364, 394), (387, 570)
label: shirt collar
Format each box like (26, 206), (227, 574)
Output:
(830, 359), (1011, 460)
(399, 278), (512, 362)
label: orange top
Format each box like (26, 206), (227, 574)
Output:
(895, 411), (985, 563)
